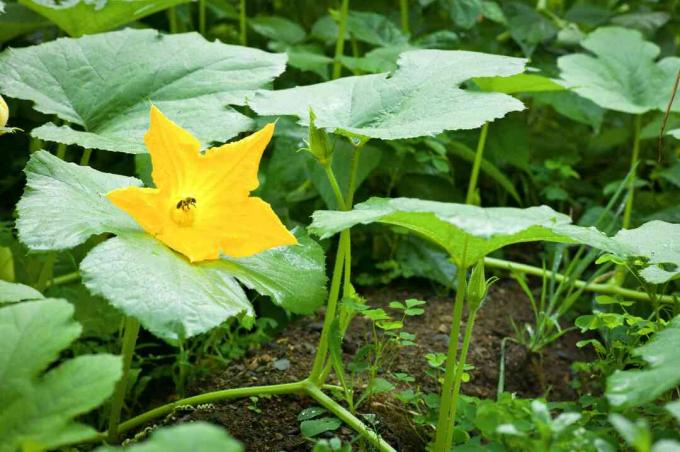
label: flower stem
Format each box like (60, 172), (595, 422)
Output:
(465, 122), (489, 205)
(444, 307), (477, 447)
(332, 0), (350, 79)
(108, 316), (141, 442)
(399, 0), (409, 33)
(324, 165), (347, 210)
(310, 231), (349, 382)
(239, 0), (247, 46)
(198, 0), (206, 35)
(433, 266), (468, 451)
(622, 114), (642, 230)
(305, 382), (396, 452)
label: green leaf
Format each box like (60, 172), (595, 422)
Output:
(474, 73), (565, 93)
(503, 2), (557, 56)
(0, 299), (121, 451)
(80, 230), (326, 341)
(250, 15), (306, 45)
(610, 221), (680, 284)
(557, 27), (680, 114)
(47, 285), (122, 336)
(0, 2), (50, 43)
(96, 422), (242, 452)
(309, 197), (619, 268)
(19, 0), (191, 37)
(17, 150), (141, 251)
(0, 280), (44, 303)
(607, 315), (680, 408)
(0, 29), (286, 153)
(300, 417), (342, 438)
(446, 0), (482, 29)
(667, 400), (680, 424)
(251, 50), (526, 140)
(346, 11), (408, 47)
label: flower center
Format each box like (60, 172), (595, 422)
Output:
(171, 196), (197, 227)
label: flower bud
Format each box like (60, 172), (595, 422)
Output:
(306, 108), (332, 166)
(466, 261), (497, 312)
(0, 95), (8, 130)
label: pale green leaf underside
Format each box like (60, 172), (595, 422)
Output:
(557, 27), (680, 114)
(0, 299), (121, 452)
(96, 422), (243, 452)
(0, 29), (286, 153)
(17, 150), (142, 250)
(250, 50), (527, 140)
(20, 0), (191, 37)
(18, 150), (326, 340)
(607, 315), (680, 408)
(0, 280), (44, 303)
(612, 221), (680, 284)
(308, 197), (620, 268)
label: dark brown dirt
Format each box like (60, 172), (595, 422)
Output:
(136, 281), (593, 451)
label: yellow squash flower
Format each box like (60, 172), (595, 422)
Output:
(107, 106), (297, 262)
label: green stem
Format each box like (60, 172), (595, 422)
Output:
(198, 0), (206, 35)
(399, 0), (409, 33)
(239, 0), (247, 46)
(324, 165), (347, 210)
(444, 308), (477, 447)
(36, 254), (56, 292)
(465, 122), (489, 205)
(346, 144), (363, 208)
(622, 114), (642, 229)
(305, 383), (396, 452)
(55, 142), (67, 160)
(79, 148), (92, 166)
(433, 266), (468, 451)
(118, 381), (307, 434)
(309, 231), (349, 382)
(108, 317), (141, 442)
(332, 0), (350, 79)
(47, 270), (80, 287)
(483, 257), (675, 304)
(168, 7), (178, 33)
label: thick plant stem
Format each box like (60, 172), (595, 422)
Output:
(198, 0), (206, 35)
(444, 308), (478, 447)
(332, 0), (350, 79)
(399, 0), (409, 33)
(305, 383), (396, 452)
(324, 165), (347, 210)
(168, 7), (178, 33)
(108, 317), (141, 442)
(622, 114), (642, 230)
(239, 0), (247, 46)
(80, 148), (92, 166)
(433, 267), (468, 451)
(309, 232), (349, 382)
(465, 122), (489, 205)
(55, 143), (67, 160)
(483, 257), (675, 303)
(118, 381), (307, 434)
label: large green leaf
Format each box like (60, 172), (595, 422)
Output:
(19, 0), (190, 37)
(17, 151), (327, 341)
(17, 150), (141, 250)
(346, 10), (408, 47)
(96, 422), (242, 452)
(0, 298), (121, 451)
(0, 29), (286, 153)
(607, 315), (680, 408)
(0, 280), (44, 303)
(610, 221), (680, 284)
(557, 27), (680, 114)
(308, 197), (619, 268)
(249, 15), (305, 45)
(250, 50), (526, 140)
(0, 2), (50, 43)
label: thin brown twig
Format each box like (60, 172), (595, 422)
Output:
(658, 69), (680, 162)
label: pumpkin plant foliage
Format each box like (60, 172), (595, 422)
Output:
(250, 50), (527, 140)
(0, 29), (287, 153)
(0, 298), (121, 451)
(558, 27), (680, 114)
(19, 0), (192, 37)
(17, 151), (327, 341)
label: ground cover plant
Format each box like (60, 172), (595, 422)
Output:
(1, 0), (679, 451)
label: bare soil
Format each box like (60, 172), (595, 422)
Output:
(134, 280), (593, 451)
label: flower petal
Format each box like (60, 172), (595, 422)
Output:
(197, 123), (275, 200)
(145, 105), (201, 190)
(107, 186), (168, 237)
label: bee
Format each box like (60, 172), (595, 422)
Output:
(176, 197), (197, 211)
